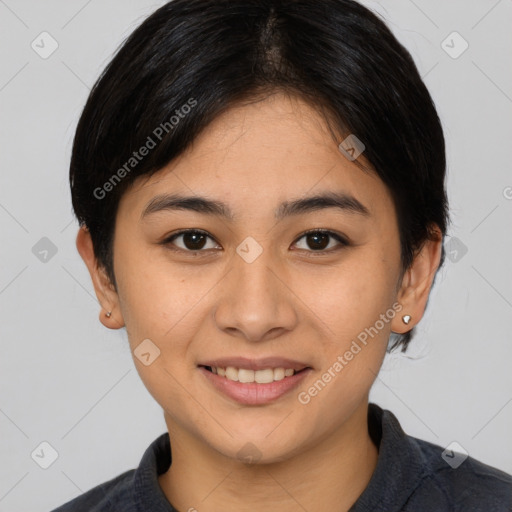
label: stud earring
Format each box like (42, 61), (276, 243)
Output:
(402, 314), (411, 325)
(105, 311), (112, 318)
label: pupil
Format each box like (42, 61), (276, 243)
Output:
(308, 232), (328, 250)
(181, 232), (329, 251)
(184, 232), (206, 250)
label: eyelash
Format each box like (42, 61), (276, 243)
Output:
(160, 228), (349, 256)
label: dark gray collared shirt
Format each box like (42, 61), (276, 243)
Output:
(50, 403), (512, 511)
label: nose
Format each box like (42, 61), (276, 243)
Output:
(213, 243), (298, 343)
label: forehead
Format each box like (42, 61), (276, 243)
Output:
(119, 93), (394, 223)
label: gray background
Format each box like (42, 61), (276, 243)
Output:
(0, 0), (511, 510)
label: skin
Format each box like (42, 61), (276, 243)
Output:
(77, 91), (442, 512)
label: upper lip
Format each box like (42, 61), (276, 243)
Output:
(198, 356), (311, 371)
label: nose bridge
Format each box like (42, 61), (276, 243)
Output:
(232, 237), (280, 306)
(214, 236), (297, 340)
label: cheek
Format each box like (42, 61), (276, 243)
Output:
(300, 251), (397, 332)
(114, 240), (202, 334)
(300, 287), (393, 425)
(306, 248), (398, 380)
(114, 260), (202, 407)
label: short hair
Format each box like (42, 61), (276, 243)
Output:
(69, 0), (450, 352)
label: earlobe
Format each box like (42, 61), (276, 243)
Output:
(75, 226), (125, 329)
(391, 225), (443, 334)
(98, 306), (125, 330)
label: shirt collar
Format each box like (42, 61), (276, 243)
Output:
(348, 403), (433, 511)
(131, 403), (431, 511)
(133, 430), (175, 511)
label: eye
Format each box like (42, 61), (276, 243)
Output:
(292, 229), (349, 253)
(162, 229), (220, 253)
(161, 228), (349, 254)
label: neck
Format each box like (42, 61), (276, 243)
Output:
(158, 399), (379, 512)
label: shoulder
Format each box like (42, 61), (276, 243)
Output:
(49, 431), (171, 512)
(363, 404), (512, 512)
(408, 436), (512, 511)
(50, 469), (136, 512)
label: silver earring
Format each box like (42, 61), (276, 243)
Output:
(402, 314), (411, 325)
(105, 311), (112, 318)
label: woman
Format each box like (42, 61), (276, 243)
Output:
(52, 0), (512, 510)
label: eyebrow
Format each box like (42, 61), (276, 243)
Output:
(140, 191), (371, 222)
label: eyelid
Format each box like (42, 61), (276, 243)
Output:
(161, 228), (349, 254)
(294, 228), (349, 246)
(162, 229), (221, 254)
(291, 228), (349, 256)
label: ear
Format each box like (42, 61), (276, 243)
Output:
(75, 225), (125, 329)
(391, 224), (443, 334)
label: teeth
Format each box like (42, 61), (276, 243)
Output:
(210, 366), (300, 383)
(274, 368), (285, 380)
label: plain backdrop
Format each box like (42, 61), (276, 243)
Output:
(0, 0), (511, 510)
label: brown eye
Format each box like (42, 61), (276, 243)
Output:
(293, 230), (348, 252)
(163, 230), (219, 252)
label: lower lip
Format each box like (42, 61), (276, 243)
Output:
(198, 366), (312, 405)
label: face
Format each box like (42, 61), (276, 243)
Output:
(79, 92), (437, 464)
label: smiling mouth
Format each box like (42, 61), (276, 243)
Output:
(201, 365), (310, 384)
